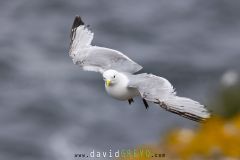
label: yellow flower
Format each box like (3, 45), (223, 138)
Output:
(120, 115), (240, 160)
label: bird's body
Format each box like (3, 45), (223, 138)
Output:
(68, 16), (211, 122)
(104, 70), (139, 100)
(105, 81), (139, 101)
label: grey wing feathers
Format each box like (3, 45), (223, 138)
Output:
(69, 16), (142, 74)
(74, 46), (143, 73)
(127, 73), (210, 122)
(128, 73), (175, 103)
(128, 73), (175, 102)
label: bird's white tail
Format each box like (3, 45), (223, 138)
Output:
(162, 96), (210, 122)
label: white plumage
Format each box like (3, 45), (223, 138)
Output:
(68, 16), (210, 122)
(103, 70), (139, 100)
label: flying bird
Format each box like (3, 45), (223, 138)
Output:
(69, 16), (210, 122)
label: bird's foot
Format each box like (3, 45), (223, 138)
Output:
(142, 98), (149, 110)
(128, 98), (134, 105)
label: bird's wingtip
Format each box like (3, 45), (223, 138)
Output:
(72, 15), (84, 29)
(70, 15), (85, 46)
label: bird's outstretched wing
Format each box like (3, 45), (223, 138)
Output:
(127, 73), (210, 122)
(69, 16), (142, 74)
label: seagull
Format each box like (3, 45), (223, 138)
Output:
(68, 16), (210, 122)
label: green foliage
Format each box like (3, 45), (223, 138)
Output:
(212, 85), (240, 118)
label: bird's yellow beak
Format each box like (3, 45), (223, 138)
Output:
(106, 79), (111, 87)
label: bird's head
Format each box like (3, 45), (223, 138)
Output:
(103, 69), (120, 87)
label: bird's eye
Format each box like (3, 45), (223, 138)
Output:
(113, 75), (116, 78)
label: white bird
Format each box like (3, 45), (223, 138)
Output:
(69, 16), (210, 122)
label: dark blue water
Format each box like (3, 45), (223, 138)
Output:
(0, 0), (240, 159)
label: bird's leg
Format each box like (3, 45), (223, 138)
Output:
(142, 98), (149, 110)
(128, 98), (134, 105)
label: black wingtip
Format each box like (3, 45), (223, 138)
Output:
(72, 15), (84, 29)
(70, 16), (85, 46)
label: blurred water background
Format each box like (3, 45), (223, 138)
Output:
(0, 0), (240, 159)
